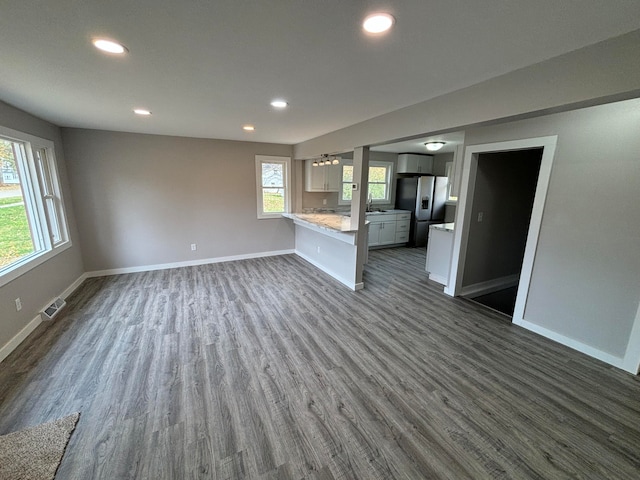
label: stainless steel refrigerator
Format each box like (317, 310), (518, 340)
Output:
(395, 176), (448, 247)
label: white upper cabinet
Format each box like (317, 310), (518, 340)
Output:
(397, 154), (433, 174)
(305, 160), (341, 192)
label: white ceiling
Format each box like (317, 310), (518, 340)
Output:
(372, 131), (465, 154)
(1, 1), (639, 145)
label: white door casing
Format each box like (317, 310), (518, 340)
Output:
(445, 136), (557, 324)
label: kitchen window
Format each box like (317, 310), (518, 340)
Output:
(340, 161), (393, 204)
(0, 126), (70, 287)
(255, 155), (291, 219)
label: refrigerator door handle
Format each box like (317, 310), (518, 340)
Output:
(421, 196), (430, 210)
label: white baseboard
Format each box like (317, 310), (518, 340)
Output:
(428, 273), (449, 286)
(85, 249), (295, 278)
(60, 273), (88, 299)
(294, 250), (361, 291)
(514, 318), (628, 372)
(460, 274), (520, 297)
(0, 314), (42, 363)
(0, 272), (89, 364)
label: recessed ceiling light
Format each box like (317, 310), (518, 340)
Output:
(425, 141), (445, 151)
(133, 109), (152, 116)
(363, 13), (395, 34)
(92, 38), (128, 54)
(243, 125), (255, 131)
(270, 100), (288, 108)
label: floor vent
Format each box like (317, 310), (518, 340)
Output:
(41, 297), (66, 321)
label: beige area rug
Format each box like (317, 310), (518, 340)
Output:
(0, 413), (80, 480)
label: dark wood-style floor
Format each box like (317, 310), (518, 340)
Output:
(1, 248), (639, 479)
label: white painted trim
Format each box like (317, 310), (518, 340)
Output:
(428, 273), (449, 285)
(0, 236), (72, 289)
(294, 250), (362, 291)
(0, 271), (88, 364)
(460, 274), (520, 298)
(256, 155), (292, 219)
(85, 250), (295, 278)
(0, 315), (42, 363)
(621, 300), (640, 374)
(447, 136), (557, 308)
(60, 273), (88, 299)
(512, 137), (557, 322)
(444, 146), (478, 297)
(515, 319), (626, 371)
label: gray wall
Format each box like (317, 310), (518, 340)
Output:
(294, 30), (640, 159)
(432, 152), (454, 177)
(0, 101), (84, 352)
(462, 149), (541, 287)
(464, 98), (640, 358)
(62, 129), (295, 272)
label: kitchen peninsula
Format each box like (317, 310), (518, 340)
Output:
(283, 212), (364, 290)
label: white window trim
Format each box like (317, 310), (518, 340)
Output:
(0, 125), (72, 288)
(339, 160), (394, 205)
(255, 155), (291, 219)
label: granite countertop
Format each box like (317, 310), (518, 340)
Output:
(430, 222), (455, 232)
(282, 213), (359, 233)
(341, 209), (411, 217)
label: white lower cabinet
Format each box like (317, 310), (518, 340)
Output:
(425, 224), (455, 285)
(368, 219), (396, 246)
(367, 211), (412, 247)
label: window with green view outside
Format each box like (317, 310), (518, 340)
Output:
(0, 128), (70, 287)
(0, 140), (34, 268)
(256, 155), (291, 218)
(341, 162), (392, 203)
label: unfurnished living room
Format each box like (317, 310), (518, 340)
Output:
(1, 2), (640, 479)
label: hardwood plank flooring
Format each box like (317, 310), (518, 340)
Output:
(1, 247), (639, 479)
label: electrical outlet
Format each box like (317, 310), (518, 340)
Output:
(477, 212), (484, 222)
(316, 246), (321, 254)
(191, 243), (197, 251)
(322, 198), (327, 205)
(15, 297), (22, 311)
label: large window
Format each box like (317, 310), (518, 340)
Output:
(340, 161), (393, 204)
(0, 126), (70, 287)
(255, 155), (291, 219)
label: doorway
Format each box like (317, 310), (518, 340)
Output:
(462, 148), (542, 316)
(446, 136), (557, 324)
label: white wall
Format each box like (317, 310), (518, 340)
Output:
(464, 98), (640, 360)
(0, 101), (84, 358)
(294, 225), (358, 290)
(62, 128), (295, 272)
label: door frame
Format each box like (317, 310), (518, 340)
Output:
(444, 136), (557, 326)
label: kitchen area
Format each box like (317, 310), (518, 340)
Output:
(284, 132), (463, 291)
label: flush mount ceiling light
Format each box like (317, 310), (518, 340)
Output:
(425, 141), (446, 151)
(243, 125), (255, 131)
(133, 108), (152, 116)
(363, 13), (395, 34)
(92, 38), (128, 54)
(270, 99), (288, 108)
